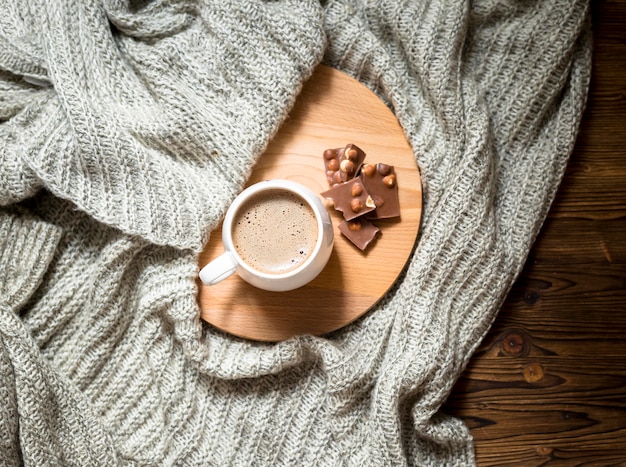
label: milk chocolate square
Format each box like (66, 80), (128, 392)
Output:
(338, 218), (380, 251)
(321, 178), (376, 221)
(360, 163), (400, 219)
(323, 143), (366, 187)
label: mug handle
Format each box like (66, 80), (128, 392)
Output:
(199, 252), (238, 286)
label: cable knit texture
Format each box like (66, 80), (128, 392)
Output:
(1, 0), (590, 465)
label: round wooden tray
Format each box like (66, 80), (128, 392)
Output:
(197, 65), (422, 341)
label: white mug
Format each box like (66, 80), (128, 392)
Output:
(199, 180), (334, 292)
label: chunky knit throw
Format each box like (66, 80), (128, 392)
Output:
(1, 0), (591, 465)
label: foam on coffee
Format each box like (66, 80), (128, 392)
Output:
(232, 190), (318, 274)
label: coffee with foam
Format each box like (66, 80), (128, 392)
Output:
(232, 190), (318, 274)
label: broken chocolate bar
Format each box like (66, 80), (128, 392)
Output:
(323, 143), (366, 187)
(321, 144), (401, 252)
(338, 218), (380, 251)
(321, 178), (376, 221)
(360, 163), (401, 219)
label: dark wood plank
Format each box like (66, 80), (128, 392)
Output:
(526, 218), (626, 264)
(448, 358), (626, 466)
(446, 0), (626, 464)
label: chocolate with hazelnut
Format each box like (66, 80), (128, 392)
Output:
(322, 144), (366, 187)
(338, 218), (380, 251)
(321, 178), (376, 221)
(360, 163), (400, 219)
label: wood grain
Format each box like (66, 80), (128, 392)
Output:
(446, 1), (626, 464)
(197, 65), (422, 342)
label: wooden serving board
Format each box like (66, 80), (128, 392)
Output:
(197, 65), (422, 341)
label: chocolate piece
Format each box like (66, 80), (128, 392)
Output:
(321, 178), (376, 221)
(360, 163), (400, 219)
(323, 144), (366, 187)
(338, 218), (380, 251)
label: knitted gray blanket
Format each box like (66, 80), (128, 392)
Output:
(0, 0), (591, 465)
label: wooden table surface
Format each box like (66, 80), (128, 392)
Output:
(444, 1), (626, 464)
